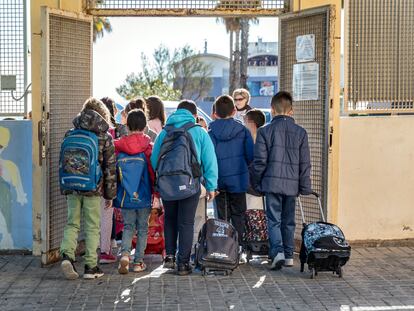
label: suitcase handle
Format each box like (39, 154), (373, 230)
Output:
(298, 192), (325, 225)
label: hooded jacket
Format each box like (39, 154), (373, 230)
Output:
(62, 109), (117, 200)
(150, 109), (218, 192)
(209, 118), (254, 193)
(251, 115), (312, 196)
(114, 133), (156, 192)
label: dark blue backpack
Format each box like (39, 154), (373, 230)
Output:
(114, 152), (152, 209)
(59, 129), (102, 192)
(155, 122), (202, 201)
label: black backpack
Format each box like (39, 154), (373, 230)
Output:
(195, 197), (239, 275)
(155, 122), (202, 201)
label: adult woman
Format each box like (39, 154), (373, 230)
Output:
(232, 88), (252, 125)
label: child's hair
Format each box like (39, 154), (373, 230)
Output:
(232, 88), (251, 105)
(146, 96), (166, 126)
(82, 97), (111, 124)
(271, 91), (293, 114)
(245, 109), (266, 129)
(214, 95), (235, 118)
(127, 109), (147, 132)
(126, 97), (147, 114)
(177, 100), (197, 115)
(101, 97), (116, 125)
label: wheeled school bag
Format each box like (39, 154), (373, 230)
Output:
(155, 122), (202, 201)
(113, 152), (152, 209)
(243, 197), (269, 263)
(299, 192), (351, 278)
(195, 195), (239, 275)
(59, 129), (102, 191)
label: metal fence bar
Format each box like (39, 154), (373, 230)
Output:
(0, 0), (27, 116)
(86, 0), (288, 16)
(345, 0), (414, 114)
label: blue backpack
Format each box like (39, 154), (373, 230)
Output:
(155, 122), (202, 201)
(59, 129), (102, 192)
(114, 152), (152, 209)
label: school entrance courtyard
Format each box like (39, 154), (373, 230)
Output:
(1, 247), (414, 311)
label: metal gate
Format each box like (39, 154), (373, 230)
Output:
(279, 6), (332, 236)
(41, 8), (92, 265)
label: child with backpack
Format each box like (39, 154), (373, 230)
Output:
(151, 100), (218, 276)
(99, 97), (128, 264)
(251, 91), (312, 270)
(209, 95), (254, 260)
(59, 97), (117, 280)
(114, 109), (159, 274)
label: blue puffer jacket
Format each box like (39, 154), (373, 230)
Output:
(209, 118), (254, 193)
(251, 115), (312, 196)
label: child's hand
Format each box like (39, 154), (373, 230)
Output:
(153, 197), (160, 209)
(206, 191), (216, 202)
(105, 200), (113, 209)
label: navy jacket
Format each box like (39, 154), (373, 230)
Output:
(251, 115), (312, 196)
(209, 118), (254, 193)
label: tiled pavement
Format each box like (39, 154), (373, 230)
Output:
(1, 247), (414, 311)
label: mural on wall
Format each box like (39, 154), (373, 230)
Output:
(0, 121), (32, 250)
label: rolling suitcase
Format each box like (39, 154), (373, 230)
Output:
(243, 197), (269, 262)
(195, 193), (239, 275)
(299, 192), (351, 278)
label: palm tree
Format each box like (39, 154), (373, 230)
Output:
(217, 0), (262, 93)
(93, 16), (112, 42)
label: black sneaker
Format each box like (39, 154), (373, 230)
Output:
(163, 255), (176, 269)
(61, 253), (79, 280)
(83, 265), (104, 279)
(177, 263), (192, 276)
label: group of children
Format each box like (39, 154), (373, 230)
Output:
(59, 88), (312, 280)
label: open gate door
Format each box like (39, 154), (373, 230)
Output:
(41, 7), (92, 265)
(279, 6), (334, 237)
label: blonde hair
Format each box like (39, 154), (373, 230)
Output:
(82, 97), (111, 124)
(232, 88), (251, 104)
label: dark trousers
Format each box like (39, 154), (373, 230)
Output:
(265, 193), (296, 260)
(163, 191), (201, 264)
(215, 192), (247, 245)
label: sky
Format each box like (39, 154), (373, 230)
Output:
(93, 17), (279, 103)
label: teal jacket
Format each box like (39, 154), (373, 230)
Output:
(150, 109), (218, 192)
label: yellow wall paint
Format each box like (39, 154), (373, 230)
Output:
(338, 116), (414, 240)
(31, 0), (84, 255)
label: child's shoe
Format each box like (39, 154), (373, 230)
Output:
(133, 261), (147, 273)
(111, 239), (118, 249)
(284, 258), (294, 267)
(270, 252), (285, 270)
(99, 253), (117, 264)
(61, 253), (79, 280)
(118, 255), (129, 274)
(163, 255), (176, 269)
(83, 265), (104, 279)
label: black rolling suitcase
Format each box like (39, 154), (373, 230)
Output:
(195, 193), (239, 275)
(243, 197), (269, 263)
(299, 192), (351, 279)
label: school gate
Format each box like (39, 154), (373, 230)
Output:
(26, 0), (342, 265)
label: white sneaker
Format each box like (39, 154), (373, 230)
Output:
(111, 239), (118, 249)
(133, 261), (147, 273)
(284, 258), (294, 267)
(118, 255), (129, 274)
(270, 253), (285, 270)
(239, 252), (247, 265)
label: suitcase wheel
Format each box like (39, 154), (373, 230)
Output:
(336, 266), (343, 278)
(310, 268), (318, 279)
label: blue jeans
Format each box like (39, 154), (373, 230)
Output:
(121, 208), (151, 263)
(265, 193), (296, 260)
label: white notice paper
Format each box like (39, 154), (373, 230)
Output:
(292, 62), (319, 101)
(296, 34), (315, 62)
